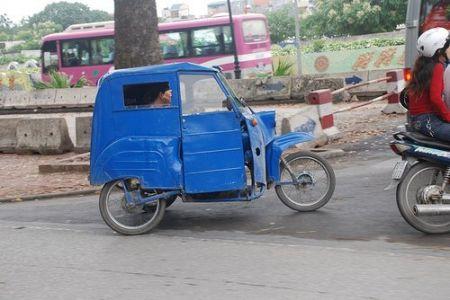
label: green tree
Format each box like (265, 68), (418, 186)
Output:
(267, 5), (296, 43)
(301, 0), (407, 38)
(0, 14), (13, 31)
(26, 1), (112, 30)
(114, 0), (162, 69)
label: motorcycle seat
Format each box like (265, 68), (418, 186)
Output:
(395, 131), (450, 151)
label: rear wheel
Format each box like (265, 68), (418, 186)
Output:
(99, 180), (166, 235)
(397, 162), (450, 234)
(276, 151), (335, 212)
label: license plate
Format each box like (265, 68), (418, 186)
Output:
(392, 161), (408, 180)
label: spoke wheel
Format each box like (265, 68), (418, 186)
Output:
(276, 151), (335, 212)
(99, 180), (166, 235)
(397, 162), (450, 234)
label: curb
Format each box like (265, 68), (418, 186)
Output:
(0, 188), (100, 203)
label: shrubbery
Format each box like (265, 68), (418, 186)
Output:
(272, 37), (406, 56)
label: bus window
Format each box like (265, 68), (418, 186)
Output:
(91, 38), (115, 65)
(61, 40), (90, 67)
(192, 27), (222, 56)
(223, 26), (233, 53)
(242, 19), (267, 43)
(42, 41), (59, 73)
(159, 31), (188, 59)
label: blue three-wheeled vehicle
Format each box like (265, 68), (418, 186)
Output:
(90, 63), (335, 235)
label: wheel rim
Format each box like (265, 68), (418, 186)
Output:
(279, 156), (331, 207)
(105, 181), (161, 231)
(404, 166), (450, 228)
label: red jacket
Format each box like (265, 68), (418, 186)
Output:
(408, 63), (450, 122)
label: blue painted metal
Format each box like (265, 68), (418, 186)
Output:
(266, 132), (315, 182)
(123, 188), (180, 206)
(345, 75), (363, 85)
(90, 62), (315, 203)
(401, 143), (450, 166)
(243, 113), (267, 185)
(182, 111), (246, 193)
(90, 72), (183, 189)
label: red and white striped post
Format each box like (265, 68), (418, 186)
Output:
(307, 89), (341, 139)
(382, 69), (407, 114)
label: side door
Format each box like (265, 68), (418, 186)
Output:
(179, 72), (246, 193)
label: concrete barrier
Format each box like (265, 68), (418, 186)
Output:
(278, 105), (329, 148)
(382, 70), (407, 114)
(0, 87), (96, 110)
(0, 119), (20, 153)
(75, 116), (92, 153)
(16, 118), (74, 154)
(253, 76), (291, 101)
(291, 75), (345, 102)
(307, 89), (341, 140)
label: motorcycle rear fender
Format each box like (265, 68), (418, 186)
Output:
(266, 132), (314, 183)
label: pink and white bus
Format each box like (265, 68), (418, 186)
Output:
(41, 13), (272, 84)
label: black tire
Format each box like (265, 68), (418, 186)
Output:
(397, 162), (450, 234)
(275, 151), (336, 212)
(99, 180), (166, 235)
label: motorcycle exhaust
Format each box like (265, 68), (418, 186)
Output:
(413, 204), (450, 216)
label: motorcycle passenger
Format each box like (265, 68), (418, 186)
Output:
(408, 27), (450, 142)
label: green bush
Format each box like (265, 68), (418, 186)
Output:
(0, 54), (39, 64)
(273, 58), (294, 76)
(33, 71), (90, 89)
(273, 37), (405, 56)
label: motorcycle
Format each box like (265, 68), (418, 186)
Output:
(390, 130), (450, 233)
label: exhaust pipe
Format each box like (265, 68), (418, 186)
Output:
(414, 204), (450, 216)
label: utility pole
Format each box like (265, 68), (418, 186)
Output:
(227, 0), (241, 79)
(294, 0), (302, 76)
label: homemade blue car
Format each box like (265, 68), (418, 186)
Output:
(90, 63), (335, 235)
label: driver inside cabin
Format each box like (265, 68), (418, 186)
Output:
(151, 83), (172, 107)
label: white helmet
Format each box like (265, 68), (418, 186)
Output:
(417, 27), (450, 57)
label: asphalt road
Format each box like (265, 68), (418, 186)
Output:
(1, 149), (450, 299)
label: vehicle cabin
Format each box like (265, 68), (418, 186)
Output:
(90, 62), (254, 194)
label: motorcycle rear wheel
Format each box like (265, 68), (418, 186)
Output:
(275, 151), (335, 212)
(397, 162), (450, 234)
(99, 180), (166, 235)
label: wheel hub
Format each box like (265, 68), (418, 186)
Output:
(296, 172), (315, 188)
(417, 185), (442, 204)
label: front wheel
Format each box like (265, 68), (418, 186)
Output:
(397, 162), (450, 234)
(275, 151), (336, 212)
(99, 180), (166, 235)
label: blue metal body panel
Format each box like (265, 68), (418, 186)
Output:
(182, 111), (246, 193)
(90, 71), (183, 188)
(266, 132), (315, 182)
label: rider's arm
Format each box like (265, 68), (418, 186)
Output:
(430, 63), (450, 122)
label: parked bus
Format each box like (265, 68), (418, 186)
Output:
(41, 14), (272, 84)
(405, 0), (450, 80)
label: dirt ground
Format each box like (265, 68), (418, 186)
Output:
(0, 153), (91, 200)
(0, 101), (405, 200)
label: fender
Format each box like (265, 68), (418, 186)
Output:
(266, 132), (314, 182)
(90, 136), (182, 189)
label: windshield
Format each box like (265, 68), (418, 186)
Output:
(218, 73), (253, 113)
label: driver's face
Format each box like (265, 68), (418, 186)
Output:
(162, 89), (172, 104)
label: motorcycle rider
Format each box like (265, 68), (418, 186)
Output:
(408, 27), (450, 142)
